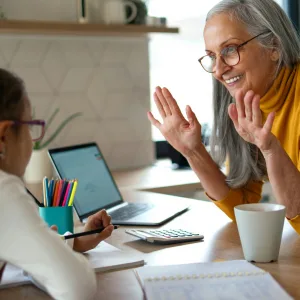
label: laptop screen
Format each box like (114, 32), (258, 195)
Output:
(48, 143), (123, 218)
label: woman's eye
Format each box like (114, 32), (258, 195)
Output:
(223, 46), (237, 55)
(209, 55), (216, 61)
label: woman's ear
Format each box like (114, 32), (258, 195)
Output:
(269, 37), (280, 62)
(270, 49), (280, 62)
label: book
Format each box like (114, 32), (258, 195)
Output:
(135, 260), (292, 300)
(0, 241), (144, 289)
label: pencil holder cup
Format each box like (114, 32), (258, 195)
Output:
(39, 206), (74, 235)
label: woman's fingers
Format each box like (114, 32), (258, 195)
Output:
(186, 105), (200, 128)
(252, 94), (262, 127)
(264, 111), (275, 133)
(155, 86), (172, 116)
(235, 90), (263, 128)
(153, 92), (166, 118)
(244, 90), (255, 121)
(235, 90), (246, 119)
(162, 87), (184, 117)
(147, 111), (162, 129)
(228, 103), (239, 130)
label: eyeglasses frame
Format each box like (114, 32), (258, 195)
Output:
(198, 32), (270, 73)
(13, 119), (46, 142)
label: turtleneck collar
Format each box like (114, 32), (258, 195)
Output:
(260, 65), (298, 115)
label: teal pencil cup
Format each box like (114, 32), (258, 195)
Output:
(39, 206), (74, 235)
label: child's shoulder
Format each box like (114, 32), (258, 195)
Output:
(0, 169), (24, 194)
(0, 170), (31, 210)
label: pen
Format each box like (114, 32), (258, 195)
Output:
(26, 188), (44, 207)
(64, 225), (118, 240)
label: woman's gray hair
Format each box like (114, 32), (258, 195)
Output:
(207, 0), (300, 188)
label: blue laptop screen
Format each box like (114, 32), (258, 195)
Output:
(49, 145), (123, 217)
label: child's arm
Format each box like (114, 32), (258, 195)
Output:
(0, 175), (97, 300)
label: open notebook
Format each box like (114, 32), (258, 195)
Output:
(135, 260), (292, 300)
(0, 241), (144, 289)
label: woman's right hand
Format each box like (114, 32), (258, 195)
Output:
(147, 86), (202, 158)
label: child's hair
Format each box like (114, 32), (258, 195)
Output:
(0, 68), (25, 123)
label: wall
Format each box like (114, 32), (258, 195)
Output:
(0, 34), (155, 170)
(0, 0), (78, 22)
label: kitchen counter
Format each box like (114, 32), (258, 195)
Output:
(112, 159), (202, 194)
(27, 159), (203, 203)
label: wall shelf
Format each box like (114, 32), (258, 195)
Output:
(0, 20), (179, 36)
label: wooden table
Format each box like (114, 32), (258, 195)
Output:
(1, 188), (300, 300)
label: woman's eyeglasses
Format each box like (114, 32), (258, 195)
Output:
(13, 120), (46, 142)
(198, 32), (270, 73)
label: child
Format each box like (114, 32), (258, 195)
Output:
(0, 68), (114, 299)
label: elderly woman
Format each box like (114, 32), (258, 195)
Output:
(148, 0), (300, 233)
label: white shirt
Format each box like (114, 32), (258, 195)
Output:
(0, 170), (96, 300)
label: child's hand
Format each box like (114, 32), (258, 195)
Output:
(73, 210), (114, 253)
(50, 225), (58, 232)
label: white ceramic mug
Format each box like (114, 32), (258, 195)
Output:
(234, 203), (286, 263)
(103, 0), (137, 24)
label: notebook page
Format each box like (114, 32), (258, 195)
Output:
(137, 260), (260, 285)
(144, 273), (292, 300)
(136, 260), (292, 300)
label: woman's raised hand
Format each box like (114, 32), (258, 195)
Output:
(228, 90), (276, 154)
(147, 86), (202, 158)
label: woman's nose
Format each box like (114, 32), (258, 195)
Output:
(214, 56), (231, 80)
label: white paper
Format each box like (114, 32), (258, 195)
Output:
(0, 242), (144, 289)
(84, 241), (144, 272)
(136, 260), (293, 300)
(0, 264), (31, 289)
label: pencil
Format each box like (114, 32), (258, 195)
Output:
(68, 179), (78, 206)
(64, 225), (118, 240)
(43, 177), (47, 206)
(62, 181), (73, 207)
(59, 180), (68, 206)
(54, 179), (63, 207)
(45, 177), (50, 206)
(52, 180), (59, 206)
(48, 179), (53, 206)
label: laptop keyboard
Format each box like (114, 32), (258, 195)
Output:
(110, 203), (154, 221)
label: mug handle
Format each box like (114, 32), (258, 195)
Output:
(124, 1), (138, 23)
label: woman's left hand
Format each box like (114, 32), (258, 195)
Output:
(73, 210), (114, 253)
(228, 90), (277, 154)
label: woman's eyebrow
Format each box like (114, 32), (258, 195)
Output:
(205, 37), (244, 52)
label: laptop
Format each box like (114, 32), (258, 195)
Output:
(48, 142), (189, 226)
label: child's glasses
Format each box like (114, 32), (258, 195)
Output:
(13, 120), (46, 142)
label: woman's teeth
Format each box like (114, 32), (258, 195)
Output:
(225, 75), (242, 84)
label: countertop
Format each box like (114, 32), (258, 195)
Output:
(112, 159), (202, 194)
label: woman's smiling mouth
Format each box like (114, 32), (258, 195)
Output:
(224, 75), (243, 85)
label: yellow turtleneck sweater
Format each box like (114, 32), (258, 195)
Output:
(211, 64), (300, 234)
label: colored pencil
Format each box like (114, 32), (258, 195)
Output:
(68, 180), (78, 206)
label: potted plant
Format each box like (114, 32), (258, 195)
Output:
(24, 108), (82, 183)
(0, 6), (6, 19)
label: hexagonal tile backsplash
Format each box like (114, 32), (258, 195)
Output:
(0, 35), (155, 170)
